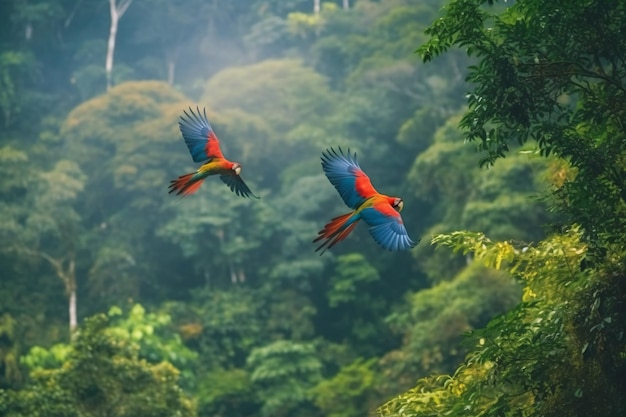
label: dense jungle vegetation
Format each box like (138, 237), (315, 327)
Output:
(0, 0), (624, 416)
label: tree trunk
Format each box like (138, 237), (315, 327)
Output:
(106, 0), (133, 90)
(106, 0), (118, 90)
(314, 0), (320, 15)
(343, 0), (349, 10)
(67, 259), (77, 335)
(31, 251), (78, 338)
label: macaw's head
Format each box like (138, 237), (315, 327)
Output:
(232, 162), (242, 175)
(392, 197), (404, 212)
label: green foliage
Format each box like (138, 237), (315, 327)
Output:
(0, 146), (27, 193)
(312, 358), (377, 417)
(248, 340), (322, 417)
(409, 224), (467, 284)
(20, 344), (71, 372)
(0, 146), (30, 271)
(396, 106), (445, 151)
(418, 0), (626, 249)
(21, 304), (197, 387)
(0, 156), (88, 336)
(0, 155), (86, 263)
(107, 305), (197, 378)
(59, 80), (193, 307)
(381, 229), (626, 416)
(383, 261), (518, 389)
(321, 253), (398, 357)
(173, 287), (267, 368)
(0, 314), (21, 388)
(407, 113), (474, 210)
(202, 59), (336, 135)
(0, 51), (36, 126)
(25, 160), (86, 244)
(408, 113), (552, 282)
(7, 2), (615, 417)
(379, 2), (626, 416)
(327, 253), (380, 307)
(195, 367), (257, 417)
(171, 286), (317, 372)
(460, 153), (551, 241)
(287, 9), (326, 39)
(157, 186), (261, 284)
(264, 174), (333, 290)
(2, 314), (195, 417)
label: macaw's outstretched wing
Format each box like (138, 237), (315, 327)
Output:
(320, 147), (378, 209)
(219, 174), (260, 199)
(179, 106), (224, 162)
(360, 203), (416, 251)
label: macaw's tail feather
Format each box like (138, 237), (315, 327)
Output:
(168, 172), (204, 196)
(314, 212), (359, 255)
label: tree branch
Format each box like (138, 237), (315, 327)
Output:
(117, 0), (133, 17)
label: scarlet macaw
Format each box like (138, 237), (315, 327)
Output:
(314, 147), (417, 254)
(169, 107), (259, 198)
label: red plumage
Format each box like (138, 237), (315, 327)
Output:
(313, 212), (360, 254)
(169, 173), (204, 196)
(354, 169), (377, 199)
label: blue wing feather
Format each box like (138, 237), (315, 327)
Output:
(179, 107), (213, 163)
(321, 147), (367, 209)
(360, 207), (416, 251)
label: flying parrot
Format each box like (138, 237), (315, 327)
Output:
(169, 107), (259, 198)
(314, 147), (417, 254)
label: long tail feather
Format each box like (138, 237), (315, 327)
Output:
(313, 212), (354, 243)
(320, 222), (358, 254)
(168, 172), (204, 196)
(314, 212), (359, 255)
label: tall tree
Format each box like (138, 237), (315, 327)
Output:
(418, 0), (626, 251)
(0, 159), (86, 335)
(380, 1), (626, 416)
(60, 81), (192, 308)
(106, 0), (133, 90)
